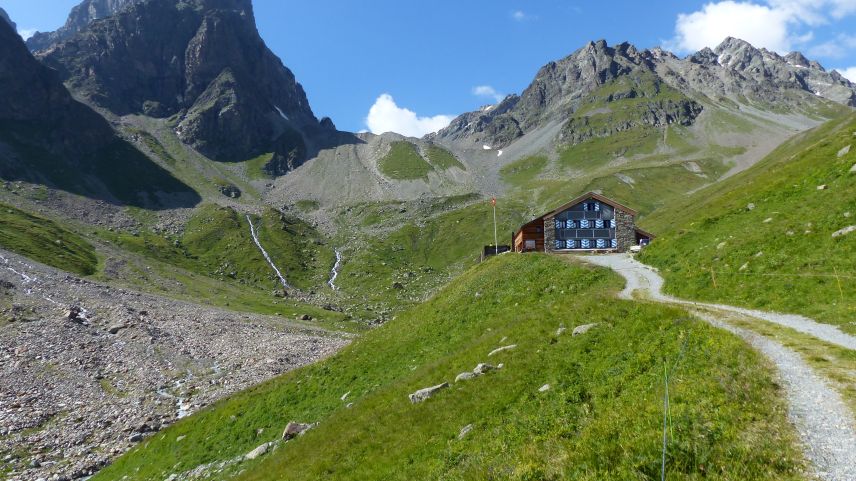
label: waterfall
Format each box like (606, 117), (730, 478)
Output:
(246, 214), (290, 290)
(328, 249), (343, 290)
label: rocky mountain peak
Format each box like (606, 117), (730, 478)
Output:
(786, 51), (811, 68)
(26, 0), (137, 51)
(435, 37), (856, 152)
(38, 0), (323, 167)
(0, 7), (16, 31)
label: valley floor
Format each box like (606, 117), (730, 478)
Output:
(579, 253), (856, 481)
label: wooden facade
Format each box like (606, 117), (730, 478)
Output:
(513, 217), (545, 252)
(513, 192), (653, 253)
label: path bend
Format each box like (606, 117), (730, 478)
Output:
(576, 253), (856, 481)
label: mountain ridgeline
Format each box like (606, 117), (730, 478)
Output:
(35, 0), (334, 170)
(434, 38), (855, 151)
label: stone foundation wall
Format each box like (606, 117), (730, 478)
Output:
(543, 214), (555, 252)
(615, 210), (635, 252)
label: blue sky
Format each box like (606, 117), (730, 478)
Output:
(4, 0), (856, 135)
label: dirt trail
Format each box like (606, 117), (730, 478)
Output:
(577, 253), (856, 481)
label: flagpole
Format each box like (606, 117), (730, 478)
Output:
(492, 198), (498, 253)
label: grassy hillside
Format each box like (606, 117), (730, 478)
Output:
(639, 113), (856, 332)
(425, 144), (465, 170)
(336, 198), (527, 314)
(378, 141), (434, 180)
(93, 254), (803, 481)
(99, 204), (333, 293)
(0, 202), (98, 275)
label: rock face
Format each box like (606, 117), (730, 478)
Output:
(26, 0), (136, 51)
(38, 0), (327, 167)
(0, 18), (111, 158)
(434, 38), (856, 150)
(0, 18), (199, 207)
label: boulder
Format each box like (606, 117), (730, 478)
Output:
(408, 382), (449, 403)
(472, 363), (495, 375)
(244, 441), (274, 460)
(832, 225), (856, 238)
(538, 384), (551, 392)
(487, 344), (516, 357)
(282, 422), (313, 440)
(746, 203), (755, 210)
(838, 145), (851, 157)
(66, 306), (85, 323)
(817, 184), (828, 190)
(218, 184), (241, 199)
(556, 326), (567, 336)
(455, 372), (476, 382)
(107, 324), (126, 334)
(572, 323), (600, 336)
(850, 163), (856, 173)
(458, 424), (473, 439)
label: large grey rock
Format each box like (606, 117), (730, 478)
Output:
(244, 441), (274, 460)
(455, 372), (476, 382)
(458, 424), (473, 439)
(472, 363), (495, 375)
(408, 383), (449, 403)
(282, 421), (313, 440)
(831, 225), (856, 238)
(572, 323), (600, 336)
(838, 145), (851, 158)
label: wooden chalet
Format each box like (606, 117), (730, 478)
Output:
(513, 192), (653, 253)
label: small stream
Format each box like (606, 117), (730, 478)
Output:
(328, 249), (343, 291)
(246, 214), (290, 290)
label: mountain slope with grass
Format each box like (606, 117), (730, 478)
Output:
(639, 113), (856, 333)
(426, 39), (854, 217)
(92, 254), (805, 481)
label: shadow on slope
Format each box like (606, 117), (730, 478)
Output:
(0, 122), (201, 209)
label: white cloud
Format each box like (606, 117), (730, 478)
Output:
(511, 10), (537, 21)
(472, 85), (504, 103)
(365, 93), (453, 138)
(836, 66), (856, 82)
(17, 28), (36, 40)
(807, 33), (856, 58)
(671, 2), (794, 52)
(669, 0), (856, 54)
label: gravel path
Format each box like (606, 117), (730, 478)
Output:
(579, 254), (856, 351)
(694, 310), (856, 481)
(577, 253), (856, 481)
